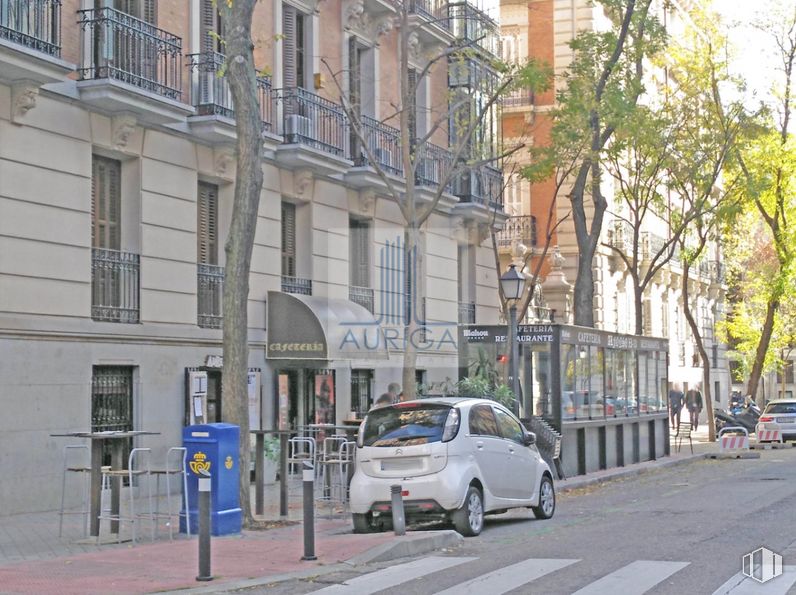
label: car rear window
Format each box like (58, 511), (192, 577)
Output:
(362, 404), (452, 446)
(764, 402), (796, 414)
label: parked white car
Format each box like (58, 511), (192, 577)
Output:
(350, 397), (556, 536)
(756, 399), (796, 442)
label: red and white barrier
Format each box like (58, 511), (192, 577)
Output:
(719, 427), (750, 452)
(756, 429), (782, 443)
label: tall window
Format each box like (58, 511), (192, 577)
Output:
(408, 67), (418, 139)
(200, 0), (224, 53)
(92, 156), (121, 250)
(197, 182), (219, 265)
(281, 202), (296, 276)
(113, 0), (157, 23)
(350, 369), (373, 416)
(350, 218), (370, 288)
(92, 366), (134, 465)
(282, 5), (308, 89)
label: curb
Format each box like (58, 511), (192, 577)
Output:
(157, 530), (463, 594)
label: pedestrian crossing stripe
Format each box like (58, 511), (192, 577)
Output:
(433, 558), (580, 595)
(572, 561), (689, 595)
(711, 566), (796, 595)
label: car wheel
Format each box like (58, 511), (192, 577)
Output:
(352, 513), (375, 534)
(452, 486), (484, 537)
(532, 475), (555, 520)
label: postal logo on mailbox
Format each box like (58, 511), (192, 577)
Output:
(224, 455), (234, 470)
(190, 451), (211, 476)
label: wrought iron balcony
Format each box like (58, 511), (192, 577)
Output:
(1, 0), (62, 56)
(188, 51), (274, 132)
(91, 248), (140, 324)
(77, 7), (182, 100)
(350, 285), (374, 313)
(453, 165), (503, 209)
(502, 88), (534, 108)
(608, 220), (633, 252)
(415, 142), (453, 190)
(353, 115), (404, 176)
(698, 259), (710, 279)
(641, 232), (666, 261)
(710, 260), (725, 284)
(447, 1), (500, 56)
(409, 0), (450, 30)
(496, 215), (537, 248)
(459, 301), (475, 324)
(281, 275), (312, 295)
(277, 87), (348, 158)
(198, 263), (224, 329)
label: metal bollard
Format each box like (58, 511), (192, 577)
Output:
(280, 433), (289, 518)
(196, 477), (213, 582)
(391, 484), (406, 536)
(301, 461), (317, 561)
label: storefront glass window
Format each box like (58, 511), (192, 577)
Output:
(561, 343), (576, 420)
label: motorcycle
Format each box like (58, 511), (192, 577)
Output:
(714, 401), (760, 433)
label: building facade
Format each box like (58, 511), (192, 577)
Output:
(0, 0), (505, 514)
(497, 0), (731, 419)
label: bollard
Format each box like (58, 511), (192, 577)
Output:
(391, 484), (406, 536)
(280, 433), (288, 518)
(196, 477), (212, 582)
(301, 461), (317, 561)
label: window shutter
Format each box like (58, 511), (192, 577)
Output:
(282, 5), (297, 89)
(349, 219), (370, 288)
(281, 202), (296, 277)
(200, 0), (221, 53)
(142, 0), (157, 24)
(197, 182), (219, 265)
(92, 156), (121, 250)
(408, 68), (418, 140)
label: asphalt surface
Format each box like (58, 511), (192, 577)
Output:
(239, 448), (796, 594)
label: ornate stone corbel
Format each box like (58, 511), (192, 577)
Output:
(374, 15), (395, 38)
(111, 113), (137, 150)
(11, 83), (38, 124)
(344, 0), (369, 33)
(213, 146), (236, 179)
(293, 169), (314, 202)
(407, 31), (422, 63)
(476, 222), (491, 245)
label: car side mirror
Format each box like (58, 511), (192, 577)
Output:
(523, 431), (536, 446)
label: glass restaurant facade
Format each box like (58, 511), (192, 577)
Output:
(459, 324), (670, 477)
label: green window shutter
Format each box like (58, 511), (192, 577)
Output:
(197, 182), (219, 265)
(92, 156), (121, 250)
(281, 202), (296, 277)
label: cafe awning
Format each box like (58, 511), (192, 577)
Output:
(266, 291), (389, 360)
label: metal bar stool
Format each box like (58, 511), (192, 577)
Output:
(58, 445), (91, 537)
(325, 440), (356, 509)
(97, 447), (155, 544)
(150, 447), (189, 539)
(287, 436), (315, 476)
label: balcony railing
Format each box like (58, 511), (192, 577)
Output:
(448, 1), (500, 56)
(198, 263), (224, 329)
(502, 88), (534, 107)
(410, 0), (450, 30)
(278, 87), (348, 158)
(415, 142), (453, 190)
(496, 215), (537, 248)
(281, 275), (312, 295)
(609, 220), (633, 252)
(453, 165), (503, 208)
(91, 248), (140, 323)
(188, 51), (274, 132)
(350, 285), (374, 313)
(641, 232), (666, 261)
(459, 301), (475, 324)
(77, 7), (183, 100)
(1, 0), (62, 57)
(354, 115), (403, 176)
(710, 260), (725, 284)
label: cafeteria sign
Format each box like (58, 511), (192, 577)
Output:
(190, 451), (211, 476)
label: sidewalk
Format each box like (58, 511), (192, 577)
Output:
(0, 436), (720, 594)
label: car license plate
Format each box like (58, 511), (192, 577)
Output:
(381, 458), (420, 471)
(776, 417), (795, 423)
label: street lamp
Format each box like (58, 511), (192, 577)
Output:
(500, 264), (525, 416)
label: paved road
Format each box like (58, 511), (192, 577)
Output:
(237, 448), (796, 594)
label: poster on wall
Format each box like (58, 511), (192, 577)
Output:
(314, 373), (335, 425)
(278, 374), (289, 431)
(247, 371), (261, 431)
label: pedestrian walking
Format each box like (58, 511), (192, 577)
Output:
(387, 382), (401, 404)
(668, 384), (684, 431)
(372, 393), (392, 408)
(685, 385), (703, 431)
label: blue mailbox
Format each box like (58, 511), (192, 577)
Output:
(181, 423), (242, 535)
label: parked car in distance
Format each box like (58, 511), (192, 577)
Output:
(350, 397), (556, 536)
(756, 399), (796, 442)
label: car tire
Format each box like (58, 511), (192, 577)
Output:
(532, 475), (555, 520)
(452, 486), (484, 537)
(352, 513), (375, 534)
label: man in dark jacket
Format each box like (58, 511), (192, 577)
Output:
(685, 385), (703, 431)
(669, 384), (684, 430)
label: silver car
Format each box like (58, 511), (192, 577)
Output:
(756, 399), (796, 441)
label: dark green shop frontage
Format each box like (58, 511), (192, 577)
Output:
(459, 324), (670, 477)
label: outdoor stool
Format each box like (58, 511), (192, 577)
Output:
(316, 435), (347, 492)
(97, 447), (155, 544)
(287, 436), (315, 476)
(149, 447), (189, 539)
(317, 440), (355, 516)
(675, 422), (693, 454)
(58, 445), (91, 537)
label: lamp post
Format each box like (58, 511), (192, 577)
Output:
(500, 264), (525, 416)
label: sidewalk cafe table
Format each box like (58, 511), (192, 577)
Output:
(51, 431), (159, 538)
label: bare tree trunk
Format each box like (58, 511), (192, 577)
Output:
(746, 298), (779, 404)
(634, 277), (643, 335)
(218, 0), (262, 527)
(402, 224), (422, 399)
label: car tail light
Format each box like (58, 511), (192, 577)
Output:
(442, 408), (460, 442)
(759, 416), (774, 423)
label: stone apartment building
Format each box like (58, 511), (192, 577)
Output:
(497, 0), (731, 416)
(0, 0), (505, 513)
